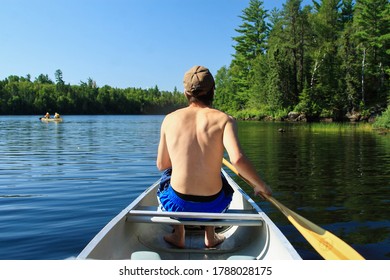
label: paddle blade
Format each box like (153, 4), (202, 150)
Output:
(267, 196), (365, 260)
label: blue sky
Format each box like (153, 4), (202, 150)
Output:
(1, 0), (312, 91)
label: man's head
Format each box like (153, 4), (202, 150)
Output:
(183, 66), (215, 106)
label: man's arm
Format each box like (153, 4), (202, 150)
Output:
(222, 116), (272, 197)
(156, 118), (172, 171)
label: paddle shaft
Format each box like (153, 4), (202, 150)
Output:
(222, 158), (365, 260)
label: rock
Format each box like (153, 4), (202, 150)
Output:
(287, 111), (307, 122)
(346, 111), (361, 122)
(288, 112), (300, 120)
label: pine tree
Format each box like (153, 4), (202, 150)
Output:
(339, 0), (361, 113)
(308, 0), (343, 118)
(353, 0), (390, 105)
(230, 0), (269, 109)
(251, 8), (284, 111)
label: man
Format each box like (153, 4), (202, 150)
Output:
(156, 65), (272, 248)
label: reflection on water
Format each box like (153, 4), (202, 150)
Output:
(236, 121), (390, 259)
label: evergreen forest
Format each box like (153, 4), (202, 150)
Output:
(213, 0), (389, 123)
(0, 72), (187, 115)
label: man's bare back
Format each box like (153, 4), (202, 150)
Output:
(158, 104), (230, 196)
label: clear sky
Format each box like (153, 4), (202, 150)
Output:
(1, 0), (312, 92)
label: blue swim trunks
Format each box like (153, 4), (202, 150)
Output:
(157, 169), (234, 213)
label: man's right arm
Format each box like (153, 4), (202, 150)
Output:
(222, 116), (272, 197)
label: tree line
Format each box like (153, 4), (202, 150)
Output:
(0, 70), (187, 115)
(213, 0), (389, 122)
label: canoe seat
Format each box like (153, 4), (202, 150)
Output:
(126, 206), (263, 227)
(131, 251), (161, 260)
(227, 255), (256, 260)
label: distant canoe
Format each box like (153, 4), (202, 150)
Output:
(40, 117), (63, 122)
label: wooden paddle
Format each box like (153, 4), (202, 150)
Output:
(222, 158), (365, 260)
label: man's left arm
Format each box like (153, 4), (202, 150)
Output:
(156, 120), (172, 170)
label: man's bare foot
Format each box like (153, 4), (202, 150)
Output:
(205, 232), (225, 248)
(205, 226), (226, 248)
(164, 233), (185, 248)
(163, 226), (185, 248)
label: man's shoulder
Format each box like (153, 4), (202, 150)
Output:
(209, 108), (235, 122)
(206, 107), (230, 117)
(204, 109), (236, 129)
(163, 107), (234, 123)
(163, 108), (185, 120)
(161, 108), (187, 126)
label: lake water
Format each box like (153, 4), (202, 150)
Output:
(0, 115), (389, 260)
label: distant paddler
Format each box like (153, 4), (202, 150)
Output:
(39, 112), (50, 120)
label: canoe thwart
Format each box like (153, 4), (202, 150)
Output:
(126, 207), (264, 226)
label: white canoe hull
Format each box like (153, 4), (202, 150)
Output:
(77, 170), (301, 260)
(40, 118), (63, 122)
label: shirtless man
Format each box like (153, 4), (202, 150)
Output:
(156, 65), (272, 248)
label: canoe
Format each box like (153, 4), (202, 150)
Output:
(40, 117), (63, 122)
(77, 170), (301, 260)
